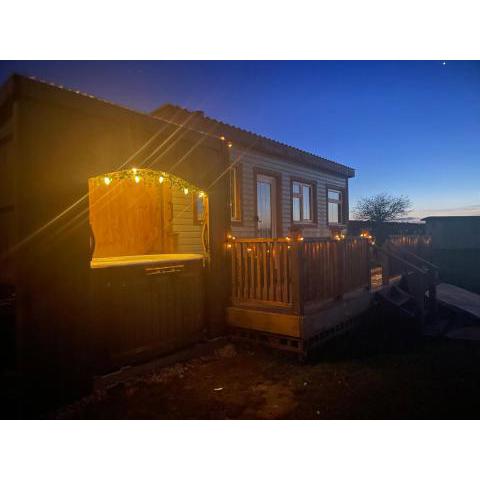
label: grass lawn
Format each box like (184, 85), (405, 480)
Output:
(56, 305), (480, 420)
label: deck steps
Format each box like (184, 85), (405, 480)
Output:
(377, 285), (413, 308)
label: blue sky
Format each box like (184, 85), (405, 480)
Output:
(1, 60), (479, 218)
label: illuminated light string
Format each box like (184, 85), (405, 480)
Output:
(2, 119), (228, 262)
(94, 168), (207, 198)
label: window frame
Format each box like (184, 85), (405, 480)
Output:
(230, 163), (243, 224)
(326, 185), (346, 226)
(192, 193), (206, 225)
(290, 177), (317, 226)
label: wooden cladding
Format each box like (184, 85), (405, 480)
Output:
(89, 177), (175, 258)
(230, 237), (370, 312)
(91, 259), (205, 370)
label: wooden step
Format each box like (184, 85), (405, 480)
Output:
(377, 285), (414, 308)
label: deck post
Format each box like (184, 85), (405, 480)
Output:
(366, 241), (372, 290)
(380, 249), (390, 286)
(291, 240), (305, 316)
(338, 239), (346, 299)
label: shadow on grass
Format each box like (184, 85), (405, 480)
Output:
(308, 303), (424, 364)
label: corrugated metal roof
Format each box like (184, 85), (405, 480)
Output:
(152, 104), (355, 178)
(1, 74), (355, 178)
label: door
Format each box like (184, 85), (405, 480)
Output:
(256, 174), (277, 238)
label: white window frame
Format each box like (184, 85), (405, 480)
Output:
(327, 188), (344, 225)
(292, 180), (314, 224)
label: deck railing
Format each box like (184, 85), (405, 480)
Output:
(385, 235), (432, 260)
(230, 237), (371, 313)
(374, 235), (437, 320)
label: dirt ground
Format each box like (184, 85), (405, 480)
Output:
(55, 306), (480, 420)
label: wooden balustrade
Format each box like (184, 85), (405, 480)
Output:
(230, 239), (293, 307)
(386, 235), (432, 260)
(230, 237), (371, 311)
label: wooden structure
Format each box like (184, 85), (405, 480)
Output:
(374, 235), (438, 323)
(227, 237), (372, 353)
(1, 73), (438, 412)
(88, 168), (210, 369)
(153, 105), (355, 240)
(0, 75), (230, 411)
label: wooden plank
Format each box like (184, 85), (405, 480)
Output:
(262, 242), (268, 300)
(227, 306), (301, 338)
(269, 243), (275, 301)
(256, 244), (262, 299)
(434, 283), (480, 319)
(249, 243), (255, 300)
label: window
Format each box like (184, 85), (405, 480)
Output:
(327, 188), (343, 224)
(230, 165), (241, 222)
(292, 181), (314, 223)
(193, 195), (205, 224)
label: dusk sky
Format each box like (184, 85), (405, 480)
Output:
(1, 60), (479, 219)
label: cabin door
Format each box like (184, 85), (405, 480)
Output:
(256, 174), (277, 238)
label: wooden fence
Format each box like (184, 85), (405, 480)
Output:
(230, 237), (370, 312)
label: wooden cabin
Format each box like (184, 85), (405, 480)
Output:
(0, 75), (436, 412)
(153, 106), (374, 354)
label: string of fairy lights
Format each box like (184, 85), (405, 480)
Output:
(92, 167), (206, 199)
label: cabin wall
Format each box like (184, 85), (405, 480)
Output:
(230, 146), (348, 239)
(0, 117), (16, 286)
(171, 188), (204, 254)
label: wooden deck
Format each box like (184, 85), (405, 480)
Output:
(227, 237), (373, 353)
(227, 234), (437, 354)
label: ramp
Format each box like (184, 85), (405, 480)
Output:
(434, 283), (480, 320)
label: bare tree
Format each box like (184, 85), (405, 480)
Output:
(354, 193), (412, 223)
(353, 193), (412, 244)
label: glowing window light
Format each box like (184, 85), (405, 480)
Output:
(103, 176), (111, 186)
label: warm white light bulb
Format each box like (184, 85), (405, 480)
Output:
(134, 175), (141, 183)
(183, 187), (189, 195)
(159, 176), (164, 184)
(198, 191), (205, 198)
(104, 177), (111, 186)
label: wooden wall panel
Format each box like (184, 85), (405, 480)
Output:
(89, 179), (174, 258)
(171, 188), (203, 254)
